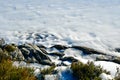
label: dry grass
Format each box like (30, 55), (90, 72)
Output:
(0, 50), (36, 80)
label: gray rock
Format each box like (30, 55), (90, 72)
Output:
(115, 48), (120, 52)
(51, 45), (68, 50)
(37, 44), (46, 49)
(0, 48), (3, 53)
(31, 57), (38, 63)
(20, 48), (30, 59)
(18, 43), (35, 52)
(12, 48), (24, 61)
(2, 43), (53, 65)
(49, 52), (64, 57)
(60, 56), (78, 62)
(40, 48), (48, 54)
(96, 56), (120, 64)
(32, 51), (42, 63)
(2, 44), (24, 61)
(19, 43), (52, 65)
(40, 60), (54, 66)
(33, 50), (51, 62)
(0, 38), (5, 47)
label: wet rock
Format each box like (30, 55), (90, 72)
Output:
(71, 46), (106, 55)
(112, 58), (120, 64)
(18, 43), (35, 51)
(40, 60), (54, 66)
(0, 38), (5, 47)
(115, 48), (120, 52)
(13, 48), (24, 61)
(96, 56), (120, 64)
(59, 62), (71, 66)
(37, 44), (46, 49)
(49, 52), (64, 57)
(31, 57), (38, 63)
(26, 57), (38, 63)
(40, 48), (48, 54)
(1, 43), (53, 65)
(32, 51), (42, 63)
(51, 45), (68, 50)
(19, 44), (48, 56)
(60, 56), (78, 62)
(20, 48), (30, 59)
(34, 50), (51, 61)
(32, 45), (51, 61)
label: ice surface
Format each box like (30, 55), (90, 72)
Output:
(0, 0), (120, 49)
(99, 73), (113, 80)
(95, 61), (120, 77)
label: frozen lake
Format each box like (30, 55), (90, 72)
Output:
(0, 0), (120, 50)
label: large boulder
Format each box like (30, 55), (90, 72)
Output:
(19, 43), (52, 65)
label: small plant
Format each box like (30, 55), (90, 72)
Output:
(0, 60), (36, 80)
(71, 61), (110, 80)
(114, 67), (120, 80)
(0, 51), (36, 80)
(4, 44), (16, 52)
(0, 50), (10, 62)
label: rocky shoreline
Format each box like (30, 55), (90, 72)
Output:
(1, 38), (120, 80)
(1, 38), (120, 66)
